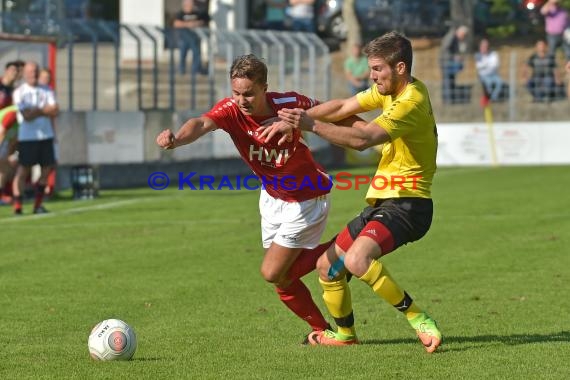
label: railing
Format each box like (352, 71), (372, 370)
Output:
(1, 12), (568, 122)
(0, 13), (331, 113)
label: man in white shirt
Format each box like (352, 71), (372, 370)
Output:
(475, 38), (505, 102)
(12, 61), (59, 215)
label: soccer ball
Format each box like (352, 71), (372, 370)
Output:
(88, 319), (137, 361)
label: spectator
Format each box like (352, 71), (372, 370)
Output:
(540, 0), (570, 60)
(475, 38), (505, 102)
(173, 0), (210, 76)
(265, 0), (288, 30)
(523, 40), (564, 102)
(287, 0), (316, 33)
(0, 61), (24, 109)
(0, 105), (19, 204)
(566, 60), (570, 99)
(344, 42), (370, 95)
(11, 61), (59, 215)
(440, 25), (469, 103)
(38, 68), (58, 197)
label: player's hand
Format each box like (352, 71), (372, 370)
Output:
(257, 119), (293, 145)
(156, 129), (176, 150)
(277, 108), (315, 132)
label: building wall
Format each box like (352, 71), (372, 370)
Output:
(120, 0), (246, 29)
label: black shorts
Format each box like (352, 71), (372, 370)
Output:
(345, 197), (433, 251)
(18, 139), (56, 167)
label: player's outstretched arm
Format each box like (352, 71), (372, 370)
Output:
(156, 116), (217, 150)
(279, 108), (390, 151)
(306, 96), (364, 122)
(257, 96), (365, 144)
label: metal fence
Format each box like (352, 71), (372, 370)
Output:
(1, 12), (568, 122)
(0, 14), (331, 113)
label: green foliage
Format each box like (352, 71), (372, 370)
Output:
(1, 166), (569, 378)
(486, 24), (517, 38)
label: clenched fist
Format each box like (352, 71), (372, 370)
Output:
(156, 129), (176, 149)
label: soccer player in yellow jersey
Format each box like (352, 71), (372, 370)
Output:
(260, 31), (442, 352)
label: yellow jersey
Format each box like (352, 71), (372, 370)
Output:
(356, 78), (437, 204)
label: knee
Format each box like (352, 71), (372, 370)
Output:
(315, 254), (330, 280)
(260, 266), (282, 285)
(343, 253), (370, 278)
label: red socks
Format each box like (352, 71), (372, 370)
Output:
(276, 279), (329, 331)
(286, 239), (335, 280)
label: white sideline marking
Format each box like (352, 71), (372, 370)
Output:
(0, 198), (152, 224)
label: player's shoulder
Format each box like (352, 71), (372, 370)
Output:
(267, 91), (318, 109)
(209, 97), (237, 111)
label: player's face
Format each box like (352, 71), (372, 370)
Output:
(231, 77), (268, 116)
(368, 57), (400, 96)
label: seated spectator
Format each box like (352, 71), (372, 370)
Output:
(475, 38), (505, 102)
(344, 42), (370, 95)
(522, 40), (564, 102)
(173, 0), (210, 76)
(440, 25), (469, 103)
(265, 0), (288, 30)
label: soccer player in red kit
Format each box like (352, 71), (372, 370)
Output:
(156, 54), (336, 342)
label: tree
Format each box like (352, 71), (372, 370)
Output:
(342, 0), (361, 50)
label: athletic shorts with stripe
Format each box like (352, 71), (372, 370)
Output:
(336, 197), (433, 255)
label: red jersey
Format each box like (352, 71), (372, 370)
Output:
(204, 91), (331, 202)
(0, 80), (14, 109)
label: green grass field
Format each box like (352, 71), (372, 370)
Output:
(1, 166), (569, 379)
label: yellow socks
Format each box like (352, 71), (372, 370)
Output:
(319, 276), (356, 336)
(359, 260), (422, 320)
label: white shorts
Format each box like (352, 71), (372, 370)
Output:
(259, 189), (330, 249)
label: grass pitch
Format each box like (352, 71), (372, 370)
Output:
(0, 166), (569, 379)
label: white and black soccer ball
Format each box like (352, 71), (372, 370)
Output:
(88, 319), (137, 361)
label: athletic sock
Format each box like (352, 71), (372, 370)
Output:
(34, 184), (46, 209)
(13, 195), (23, 212)
(359, 260), (423, 319)
(286, 239), (335, 281)
(276, 279), (329, 331)
(320, 276), (356, 336)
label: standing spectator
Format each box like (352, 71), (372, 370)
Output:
(540, 0), (570, 60)
(565, 60), (570, 99)
(0, 61), (24, 109)
(173, 0), (210, 76)
(11, 61), (59, 215)
(523, 40), (563, 102)
(440, 25), (469, 103)
(38, 68), (57, 197)
(0, 105), (19, 204)
(475, 38), (505, 102)
(344, 42), (370, 95)
(287, 0), (316, 33)
(265, 0), (288, 30)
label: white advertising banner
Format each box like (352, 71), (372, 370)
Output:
(437, 122), (570, 166)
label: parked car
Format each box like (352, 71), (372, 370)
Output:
(316, 0), (546, 41)
(316, 0), (451, 41)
